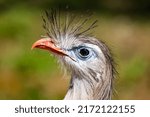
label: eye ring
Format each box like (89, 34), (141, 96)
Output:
(75, 47), (93, 60)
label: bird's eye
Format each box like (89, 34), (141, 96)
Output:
(75, 47), (93, 60)
(79, 48), (90, 57)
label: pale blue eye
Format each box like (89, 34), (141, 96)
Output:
(75, 47), (93, 60)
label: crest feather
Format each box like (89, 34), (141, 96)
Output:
(42, 9), (98, 42)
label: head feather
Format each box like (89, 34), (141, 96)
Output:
(42, 9), (98, 43)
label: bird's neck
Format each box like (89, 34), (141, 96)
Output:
(64, 72), (112, 100)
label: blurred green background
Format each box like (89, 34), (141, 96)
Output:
(0, 0), (150, 99)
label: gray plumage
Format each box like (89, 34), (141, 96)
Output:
(41, 9), (116, 100)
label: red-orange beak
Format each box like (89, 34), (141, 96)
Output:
(32, 38), (76, 61)
(32, 38), (67, 56)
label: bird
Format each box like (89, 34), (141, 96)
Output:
(32, 9), (116, 100)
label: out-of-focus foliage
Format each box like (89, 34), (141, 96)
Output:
(1, 0), (150, 13)
(0, 1), (150, 99)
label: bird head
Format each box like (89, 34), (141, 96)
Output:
(32, 10), (115, 99)
(32, 36), (108, 79)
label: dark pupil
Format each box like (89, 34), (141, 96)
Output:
(79, 48), (89, 57)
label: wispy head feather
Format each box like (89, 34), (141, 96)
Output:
(42, 9), (98, 43)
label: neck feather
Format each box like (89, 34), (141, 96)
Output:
(64, 71), (112, 100)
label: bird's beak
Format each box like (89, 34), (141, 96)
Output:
(32, 38), (76, 61)
(32, 38), (67, 56)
